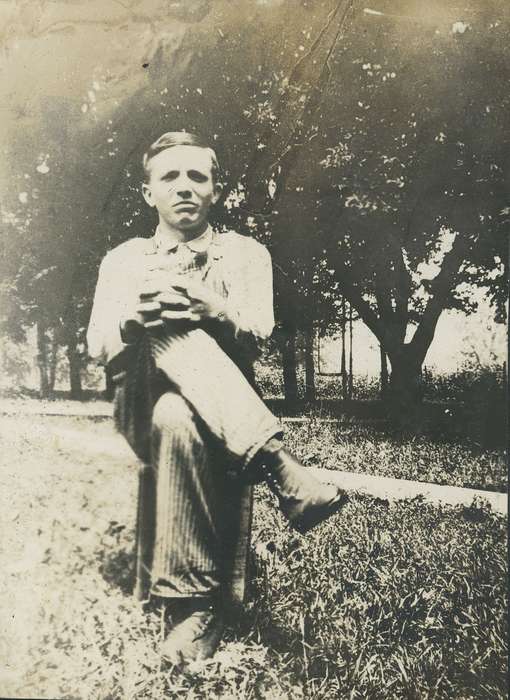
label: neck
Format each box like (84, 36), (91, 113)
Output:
(157, 218), (208, 244)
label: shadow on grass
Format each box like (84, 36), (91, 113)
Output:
(268, 397), (507, 448)
(228, 551), (305, 660)
(97, 533), (136, 596)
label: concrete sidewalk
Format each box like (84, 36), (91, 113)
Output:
(0, 397), (367, 422)
(311, 467), (507, 516)
(0, 397), (112, 417)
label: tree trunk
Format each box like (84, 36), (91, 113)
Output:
(48, 330), (58, 394)
(304, 324), (316, 403)
(340, 297), (347, 400)
(380, 344), (388, 399)
(281, 324), (299, 406)
(387, 351), (424, 425)
(348, 303), (353, 399)
(104, 365), (115, 401)
(67, 344), (83, 399)
(36, 322), (50, 398)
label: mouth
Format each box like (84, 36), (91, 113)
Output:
(174, 202), (197, 212)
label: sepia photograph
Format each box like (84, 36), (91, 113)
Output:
(0, 1), (507, 698)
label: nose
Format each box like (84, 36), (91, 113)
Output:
(177, 187), (192, 199)
(174, 173), (193, 200)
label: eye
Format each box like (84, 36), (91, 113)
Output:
(188, 170), (208, 183)
(162, 170), (179, 181)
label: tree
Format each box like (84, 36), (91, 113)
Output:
(1, 0), (506, 415)
(1, 0), (346, 401)
(316, 1), (508, 417)
(348, 302), (354, 399)
(241, 0), (508, 417)
(380, 345), (389, 399)
(340, 297), (348, 399)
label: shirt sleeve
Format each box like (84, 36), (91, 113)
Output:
(223, 240), (275, 356)
(86, 253), (130, 364)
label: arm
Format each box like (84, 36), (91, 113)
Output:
(220, 241), (275, 357)
(86, 254), (132, 364)
(87, 243), (188, 362)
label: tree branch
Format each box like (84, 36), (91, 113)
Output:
(326, 263), (399, 353)
(409, 233), (470, 365)
(393, 248), (411, 344)
(244, 0), (354, 214)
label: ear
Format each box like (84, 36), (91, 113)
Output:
(142, 182), (154, 207)
(211, 182), (223, 205)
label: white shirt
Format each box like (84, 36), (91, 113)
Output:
(87, 227), (275, 364)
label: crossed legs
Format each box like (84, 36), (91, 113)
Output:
(149, 391), (240, 599)
(122, 327), (347, 664)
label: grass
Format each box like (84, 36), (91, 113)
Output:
(251, 491), (508, 699)
(0, 414), (507, 699)
(283, 421), (507, 493)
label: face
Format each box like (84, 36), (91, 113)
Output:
(142, 145), (221, 234)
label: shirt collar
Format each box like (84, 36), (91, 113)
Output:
(153, 225), (214, 254)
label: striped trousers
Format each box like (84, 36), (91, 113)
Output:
(121, 326), (281, 599)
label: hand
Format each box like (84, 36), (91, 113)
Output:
(121, 279), (228, 337)
(137, 287), (191, 329)
(160, 281), (228, 324)
(120, 277), (191, 335)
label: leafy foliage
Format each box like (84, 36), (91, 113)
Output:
(0, 0), (507, 408)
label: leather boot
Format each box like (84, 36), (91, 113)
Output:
(258, 440), (348, 534)
(160, 597), (224, 666)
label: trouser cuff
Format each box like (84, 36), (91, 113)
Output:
(241, 427), (284, 482)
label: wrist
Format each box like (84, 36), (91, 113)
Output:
(211, 300), (229, 324)
(204, 303), (235, 336)
(213, 305), (241, 338)
(119, 315), (144, 343)
(215, 309), (228, 323)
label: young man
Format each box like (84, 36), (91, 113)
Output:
(87, 132), (348, 665)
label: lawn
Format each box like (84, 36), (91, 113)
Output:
(283, 420), (507, 492)
(0, 414), (507, 699)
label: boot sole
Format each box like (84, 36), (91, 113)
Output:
(290, 493), (349, 534)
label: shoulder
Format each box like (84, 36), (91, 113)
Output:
(215, 230), (271, 262)
(99, 237), (153, 269)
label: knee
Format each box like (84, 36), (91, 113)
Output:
(152, 393), (194, 432)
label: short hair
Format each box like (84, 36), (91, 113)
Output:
(142, 131), (220, 184)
